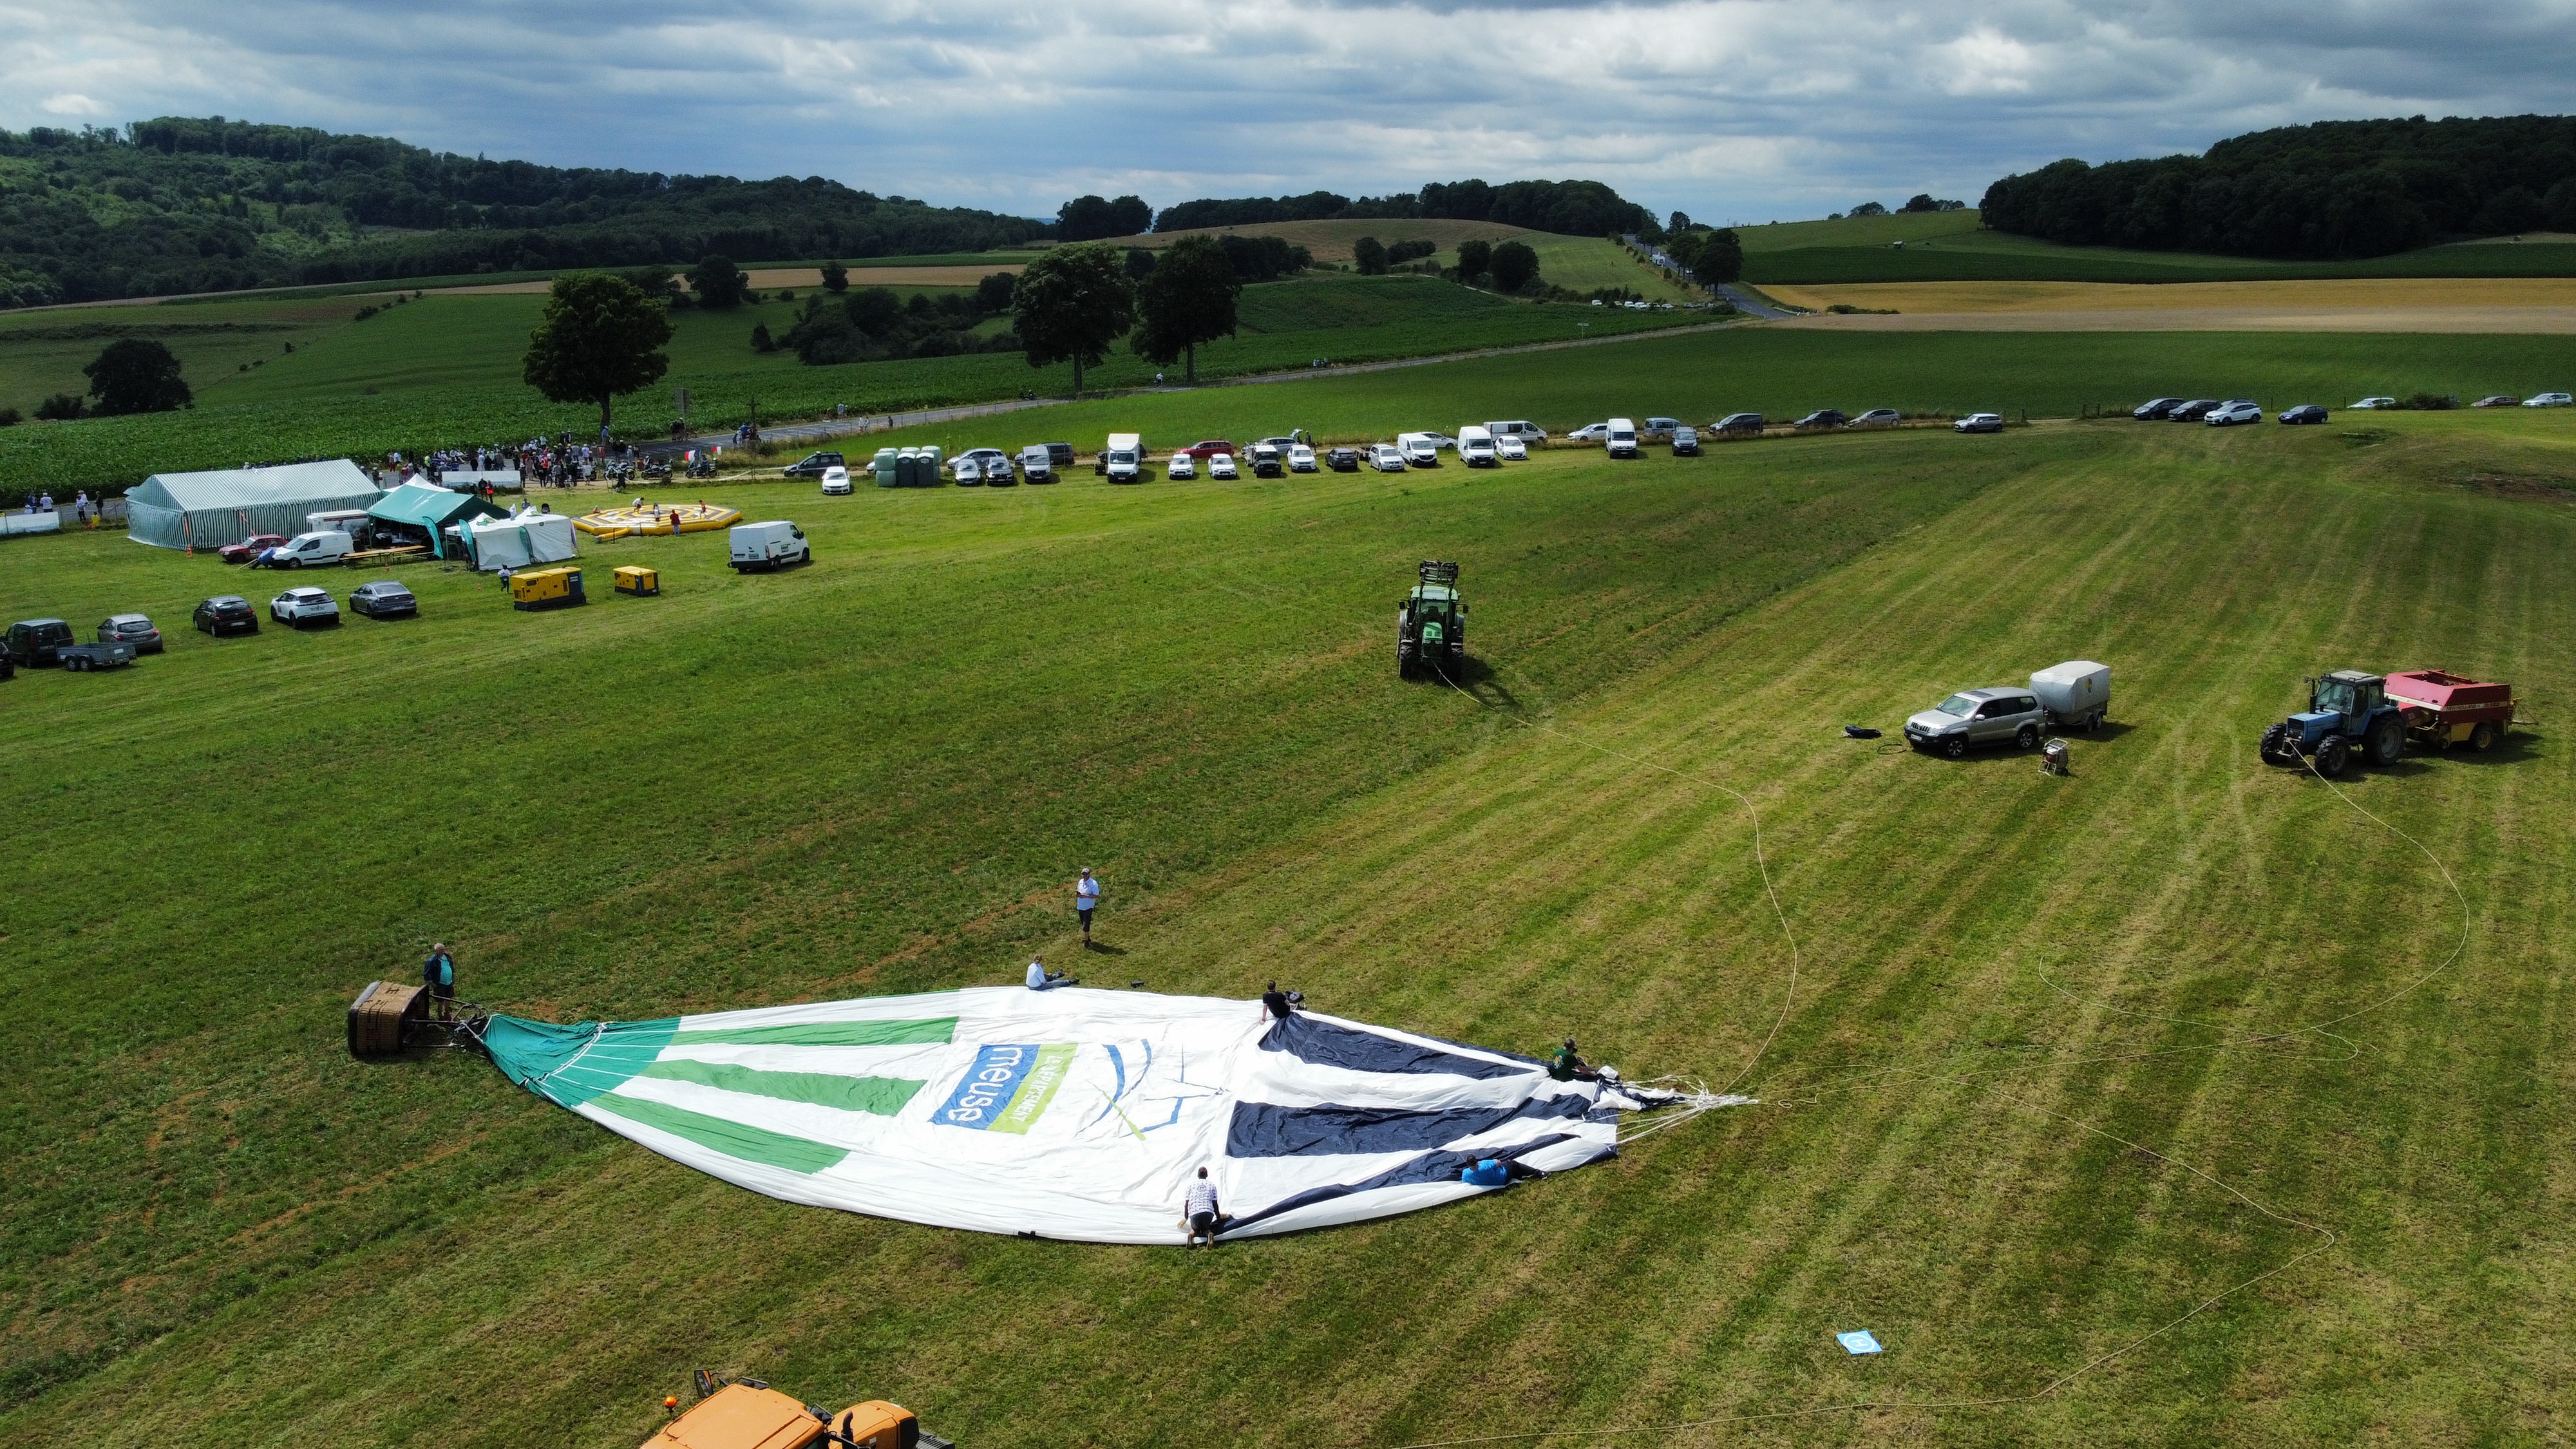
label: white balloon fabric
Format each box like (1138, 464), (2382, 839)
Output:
(479, 987), (1671, 1244)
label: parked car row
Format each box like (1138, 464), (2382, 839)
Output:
(2134, 397), (2325, 425)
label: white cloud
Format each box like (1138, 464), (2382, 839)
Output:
(0, 0), (2570, 223)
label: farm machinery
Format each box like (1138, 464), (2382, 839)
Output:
(1397, 560), (1468, 678)
(2259, 668), (2515, 775)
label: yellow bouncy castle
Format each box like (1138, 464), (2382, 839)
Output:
(573, 501), (741, 540)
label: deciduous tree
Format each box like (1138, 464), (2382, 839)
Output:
(1132, 235), (1241, 384)
(82, 338), (191, 415)
(522, 271), (673, 435)
(1490, 240), (1539, 293)
(688, 254), (748, 307)
(1352, 236), (1388, 275)
(1011, 242), (1133, 397)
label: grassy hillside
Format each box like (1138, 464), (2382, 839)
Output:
(1739, 210), (2576, 285)
(1113, 218), (1535, 262)
(5, 397), (2575, 1446)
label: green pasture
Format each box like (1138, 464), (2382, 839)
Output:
(1735, 209), (2576, 285)
(5, 394), (2575, 1447)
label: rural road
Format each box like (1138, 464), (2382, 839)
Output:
(643, 315), (1747, 459)
(1624, 232), (1789, 319)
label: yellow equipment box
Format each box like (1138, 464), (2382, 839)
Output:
(613, 564), (661, 597)
(510, 566), (585, 611)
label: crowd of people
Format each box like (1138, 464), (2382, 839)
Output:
(377, 435), (657, 489)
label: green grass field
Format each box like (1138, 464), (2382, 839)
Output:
(5, 368), (2575, 1446)
(1738, 209), (2576, 285)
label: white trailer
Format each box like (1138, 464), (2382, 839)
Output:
(2031, 660), (2111, 731)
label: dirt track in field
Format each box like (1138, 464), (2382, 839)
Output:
(1765, 278), (2576, 333)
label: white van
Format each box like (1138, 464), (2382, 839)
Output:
(730, 520), (810, 572)
(264, 530), (355, 569)
(1484, 421), (1547, 445)
(1605, 417), (1640, 459)
(1103, 432), (1145, 484)
(1396, 432), (1442, 467)
(1457, 426), (1499, 468)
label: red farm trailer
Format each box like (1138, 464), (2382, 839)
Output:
(2385, 669), (2515, 752)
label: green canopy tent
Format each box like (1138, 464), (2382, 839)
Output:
(366, 482), (507, 559)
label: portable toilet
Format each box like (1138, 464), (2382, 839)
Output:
(896, 448), (922, 488)
(510, 567), (586, 611)
(920, 446), (944, 486)
(873, 448), (900, 488)
(612, 564), (660, 597)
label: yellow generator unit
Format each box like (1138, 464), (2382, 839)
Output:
(613, 565), (661, 597)
(510, 566), (586, 611)
(640, 1378), (947, 1449)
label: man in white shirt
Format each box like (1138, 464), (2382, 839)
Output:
(1075, 868), (1101, 946)
(1184, 1168), (1222, 1246)
(1025, 956), (1075, 990)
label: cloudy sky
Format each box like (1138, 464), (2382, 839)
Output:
(6, 0), (2573, 223)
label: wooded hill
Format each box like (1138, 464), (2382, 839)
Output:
(1150, 179), (1650, 240)
(1981, 114), (2576, 260)
(0, 117), (1051, 307)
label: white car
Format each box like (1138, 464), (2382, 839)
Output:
(1496, 435), (1529, 460)
(1166, 451), (1197, 480)
(1208, 452), (1239, 480)
(1288, 443), (1317, 472)
(819, 466), (852, 495)
(270, 587), (341, 626)
(2349, 396), (2398, 410)
(2525, 392), (2573, 408)
(1370, 444), (1407, 472)
(954, 455), (986, 486)
(2206, 400), (2264, 426)
(1566, 422), (1613, 444)
(957, 447), (1012, 477)
(1953, 413), (2004, 433)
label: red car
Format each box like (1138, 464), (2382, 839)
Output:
(1179, 439), (1236, 459)
(218, 533), (289, 564)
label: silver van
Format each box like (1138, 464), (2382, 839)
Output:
(1904, 687), (2047, 757)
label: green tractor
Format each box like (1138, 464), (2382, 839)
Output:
(1397, 560), (1467, 678)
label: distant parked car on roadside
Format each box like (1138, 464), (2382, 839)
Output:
(194, 595), (258, 636)
(98, 614), (164, 653)
(1671, 426), (1701, 456)
(218, 533), (289, 565)
(2169, 399), (2220, 422)
(1326, 448), (1361, 472)
(953, 455), (986, 487)
(2524, 392), (2572, 408)
(2349, 396), (2397, 410)
(1953, 413), (2005, 433)
(2206, 400), (2263, 426)
(782, 451), (845, 478)
(1288, 443), (1318, 472)
(1495, 435), (1529, 461)
(1166, 451), (1197, 480)
(1370, 444), (1407, 472)
(2473, 395), (2519, 408)
(2132, 397), (2184, 421)
(1794, 410), (1848, 430)
(1853, 408), (1902, 426)
(1712, 412), (1764, 435)
(1641, 417), (1683, 439)
(1566, 422), (1613, 444)
(1209, 452), (1240, 480)
(2278, 404), (2329, 424)
(1180, 439), (1236, 459)
(270, 587), (340, 627)
(819, 466), (852, 495)
(349, 580), (419, 618)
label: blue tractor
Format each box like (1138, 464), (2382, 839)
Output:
(2258, 670), (2407, 777)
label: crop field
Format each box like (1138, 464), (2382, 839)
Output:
(1765, 278), (2576, 315)
(5, 378), (2575, 1446)
(1738, 209), (2576, 286)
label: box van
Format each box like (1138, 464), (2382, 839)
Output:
(265, 530), (355, 569)
(1103, 433), (1146, 484)
(1457, 426), (1499, 467)
(1485, 421), (1546, 445)
(1605, 418), (1640, 458)
(730, 520), (810, 572)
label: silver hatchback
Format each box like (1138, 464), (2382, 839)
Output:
(1904, 687), (2047, 757)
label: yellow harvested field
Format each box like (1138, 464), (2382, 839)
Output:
(1106, 218), (1534, 263)
(1767, 278), (2576, 312)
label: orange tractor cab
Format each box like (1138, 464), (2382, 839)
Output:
(642, 1373), (951, 1449)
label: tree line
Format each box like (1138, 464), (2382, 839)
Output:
(1980, 114), (2576, 260)
(1079, 178), (1652, 240)
(0, 118), (1050, 305)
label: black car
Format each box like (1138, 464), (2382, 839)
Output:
(2168, 399), (2220, 422)
(2132, 397), (2184, 421)
(4, 618), (75, 667)
(1713, 412), (1765, 435)
(1794, 410), (1848, 430)
(1325, 448), (1361, 472)
(1671, 426), (1701, 456)
(782, 451), (846, 479)
(193, 595), (260, 636)
(350, 580), (419, 618)
(2278, 404), (2329, 424)
(99, 614), (164, 654)
(1040, 442), (1076, 468)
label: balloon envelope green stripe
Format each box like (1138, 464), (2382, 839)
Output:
(641, 1058), (925, 1117)
(591, 1093), (849, 1175)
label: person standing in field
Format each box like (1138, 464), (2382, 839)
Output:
(1075, 867), (1101, 947)
(423, 942), (457, 1018)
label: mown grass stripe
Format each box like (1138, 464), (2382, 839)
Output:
(589, 1094), (850, 1175)
(640, 1059), (925, 1117)
(667, 1018), (957, 1047)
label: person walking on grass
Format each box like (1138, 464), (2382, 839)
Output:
(1075, 867), (1101, 947)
